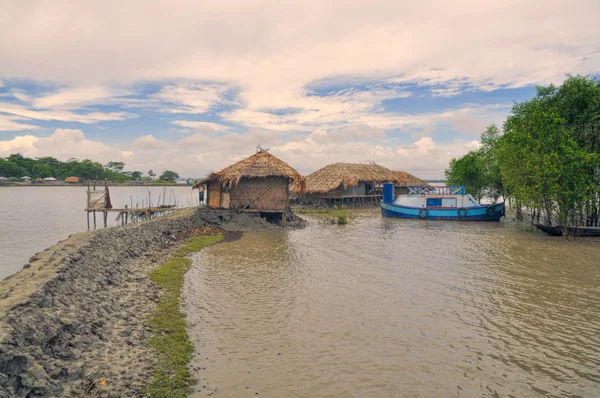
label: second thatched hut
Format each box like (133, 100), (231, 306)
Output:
(193, 149), (306, 214)
(304, 162), (427, 205)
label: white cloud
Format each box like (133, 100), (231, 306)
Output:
(0, 114), (40, 131)
(32, 85), (132, 109)
(2, 1), (597, 91)
(0, 134), (39, 153)
(1, 1), (598, 176)
(1, 124), (482, 178)
(152, 83), (231, 114)
(0, 102), (135, 124)
(0, 129), (119, 162)
(133, 134), (166, 149)
(171, 120), (231, 134)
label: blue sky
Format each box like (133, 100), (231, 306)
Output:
(1, 0), (599, 178)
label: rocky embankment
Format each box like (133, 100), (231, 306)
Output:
(0, 208), (305, 397)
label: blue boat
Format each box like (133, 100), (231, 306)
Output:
(381, 183), (505, 221)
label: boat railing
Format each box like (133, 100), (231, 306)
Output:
(406, 186), (465, 195)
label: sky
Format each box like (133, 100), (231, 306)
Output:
(1, 0), (599, 179)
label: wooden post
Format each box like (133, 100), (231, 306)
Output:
(104, 211), (108, 228)
(87, 211), (90, 231)
(282, 211), (286, 227)
(93, 211), (97, 229)
(125, 205), (129, 225)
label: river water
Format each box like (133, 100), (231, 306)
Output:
(0, 186), (195, 279)
(185, 211), (600, 397)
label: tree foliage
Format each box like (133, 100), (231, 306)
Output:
(445, 75), (600, 232)
(0, 154), (181, 184)
(159, 170), (180, 181)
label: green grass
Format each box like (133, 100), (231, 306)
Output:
(146, 234), (224, 398)
(174, 234), (225, 256)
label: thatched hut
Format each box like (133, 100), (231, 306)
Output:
(65, 176), (80, 184)
(193, 149), (305, 213)
(392, 171), (429, 187)
(305, 163), (427, 203)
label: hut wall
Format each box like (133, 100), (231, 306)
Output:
(308, 186), (343, 199)
(342, 182), (368, 197)
(230, 176), (289, 211)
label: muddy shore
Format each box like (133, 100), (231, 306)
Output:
(0, 208), (305, 397)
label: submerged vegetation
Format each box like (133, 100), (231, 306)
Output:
(296, 205), (355, 225)
(446, 75), (600, 234)
(147, 234), (224, 398)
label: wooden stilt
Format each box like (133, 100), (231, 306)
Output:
(93, 211), (97, 229)
(104, 211), (108, 228)
(125, 205), (129, 225)
(87, 211), (90, 231)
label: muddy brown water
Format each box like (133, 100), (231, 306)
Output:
(184, 211), (600, 397)
(0, 185), (195, 279)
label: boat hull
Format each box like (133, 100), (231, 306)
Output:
(381, 202), (505, 221)
(535, 224), (600, 237)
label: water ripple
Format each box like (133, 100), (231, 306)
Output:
(184, 214), (600, 397)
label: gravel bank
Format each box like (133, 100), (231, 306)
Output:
(0, 207), (305, 397)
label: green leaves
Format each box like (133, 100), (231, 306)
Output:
(0, 153), (182, 184)
(446, 75), (600, 230)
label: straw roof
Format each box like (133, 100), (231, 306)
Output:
(193, 150), (306, 194)
(65, 176), (80, 183)
(305, 163), (398, 194)
(305, 163), (428, 194)
(393, 171), (429, 187)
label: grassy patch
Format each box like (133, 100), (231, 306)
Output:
(174, 234), (225, 256)
(146, 234), (224, 398)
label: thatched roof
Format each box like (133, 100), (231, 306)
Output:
(305, 163), (427, 194)
(393, 171), (429, 187)
(306, 163), (397, 194)
(192, 150), (306, 194)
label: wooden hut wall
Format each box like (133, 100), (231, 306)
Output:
(307, 186), (343, 199)
(342, 181), (367, 197)
(230, 176), (289, 211)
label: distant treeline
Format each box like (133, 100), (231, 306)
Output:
(0, 154), (180, 183)
(445, 75), (600, 230)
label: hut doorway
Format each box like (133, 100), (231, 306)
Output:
(208, 183), (222, 208)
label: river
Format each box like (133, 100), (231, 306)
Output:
(0, 185), (196, 279)
(185, 210), (600, 397)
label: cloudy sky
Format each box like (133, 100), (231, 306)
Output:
(1, 0), (599, 178)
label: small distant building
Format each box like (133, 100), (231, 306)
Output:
(34, 178), (44, 184)
(44, 177), (58, 181)
(304, 163), (427, 204)
(0, 177), (7, 186)
(65, 176), (80, 184)
(21, 176), (31, 183)
(193, 149), (306, 214)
